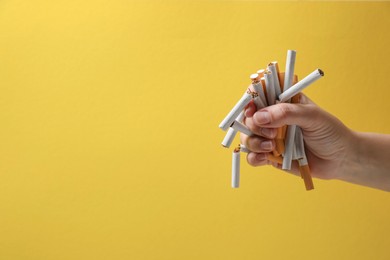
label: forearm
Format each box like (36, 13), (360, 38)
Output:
(338, 131), (390, 191)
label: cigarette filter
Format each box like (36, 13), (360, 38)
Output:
(264, 71), (276, 105)
(232, 148), (240, 188)
(221, 111), (245, 148)
(256, 69), (265, 78)
(298, 158), (314, 191)
(231, 120), (253, 136)
(268, 63), (282, 97)
(283, 50), (297, 94)
(279, 69), (324, 103)
(267, 153), (283, 164)
(219, 91), (252, 131)
(275, 128), (286, 155)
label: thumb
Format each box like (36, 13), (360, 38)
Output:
(252, 103), (322, 130)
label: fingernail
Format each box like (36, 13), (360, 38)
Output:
(261, 128), (275, 138)
(256, 153), (266, 161)
(255, 111), (271, 124)
(260, 140), (273, 150)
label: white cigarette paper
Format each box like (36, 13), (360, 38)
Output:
(221, 111), (245, 148)
(239, 144), (250, 153)
(279, 69), (324, 103)
(282, 125), (296, 170)
(294, 127), (305, 160)
(283, 50), (297, 93)
(231, 120), (253, 136)
(282, 50), (297, 170)
(264, 71), (276, 105)
(268, 63), (282, 97)
(219, 91), (252, 131)
(232, 149), (240, 188)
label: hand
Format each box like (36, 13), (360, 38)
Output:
(241, 94), (354, 180)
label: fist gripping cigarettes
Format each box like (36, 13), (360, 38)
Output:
(219, 50), (324, 190)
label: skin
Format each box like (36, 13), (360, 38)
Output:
(241, 94), (390, 192)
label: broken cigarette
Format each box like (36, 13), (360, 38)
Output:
(232, 147), (240, 188)
(279, 69), (324, 103)
(230, 120), (253, 136)
(221, 111), (245, 148)
(219, 90), (253, 131)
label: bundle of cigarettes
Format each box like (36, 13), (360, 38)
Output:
(219, 50), (324, 191)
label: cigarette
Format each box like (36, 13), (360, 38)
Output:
(230, 120), (253, 136)
(250, 74), (267, 109)
(232, 147), (240, 188)
(281, 50), (297, 170)
(279, 69), (324, 103)
(264, 70), (276, 105)
(219, 90), (253, 131)
(298, 157), (314, 191)
(275, 128), (286, 155)
(239, 144), (250, 153)
(294, 127), (305, 160)
(271, 61), (283, 92)
(256, 69), (265, 78)
(260, 77), (268, 106)
(283, 50), (297, 94)
(282, 125), (296, 170)
(268, 63), (282, 97)
(221, 111), (245, 148)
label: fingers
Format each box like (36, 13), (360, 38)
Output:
(245, 117), (277, 138)
(244, 101), (256, 118)
(252, 102), (321, 130)
(245, 136), (275, 153)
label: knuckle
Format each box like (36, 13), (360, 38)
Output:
(276, 103), (294, 121)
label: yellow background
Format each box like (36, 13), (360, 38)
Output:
(1, 1), (390, 259)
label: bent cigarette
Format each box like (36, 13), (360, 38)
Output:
(221, 111), (245, 148)
(232, 148), (240, 188)
(279, 69), (324, 103)
(268, 63), (282, 97)
(264, 70), (276, 105)
(219, 90), (253, 131)
(230, 120), (253, 136)
(298, 157), (314, 191)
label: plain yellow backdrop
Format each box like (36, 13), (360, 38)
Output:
(0, 1), (390, 259)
